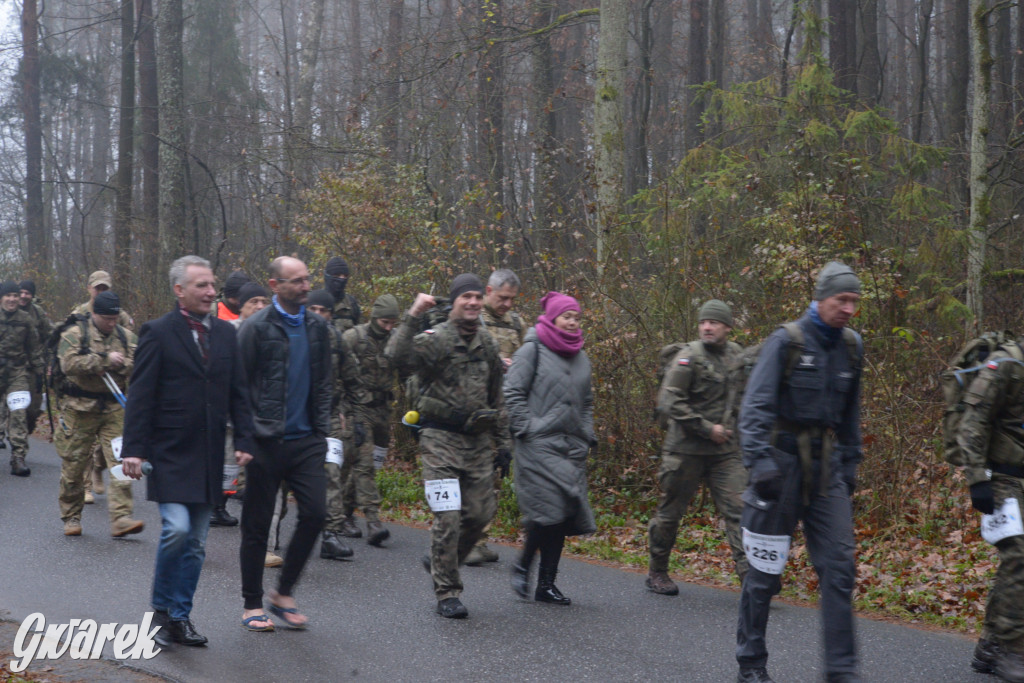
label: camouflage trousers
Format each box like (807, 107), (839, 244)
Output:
(420, 428), (497, 600)
(1, 371), (31, 462)
(58, 408), (133, 522)
(648, 449), (749, 578)
(223, 421), (245, 494)
(341, 412), (388, 521)
(984, 475), (1024, 649)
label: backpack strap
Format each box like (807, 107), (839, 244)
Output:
(780, 322), (804, 379)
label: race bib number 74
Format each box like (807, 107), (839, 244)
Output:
(742, 528), (791, 575)
(982, 497), (1024, 545)
(424, 478), (461, 512)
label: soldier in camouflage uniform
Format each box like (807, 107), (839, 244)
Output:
(337, 294), (400, 547)
(324, 256), (361, 333)
(71, 270), (134, 499)
(18, 280), (52, 436)
(56, 292), (144, 537)
(308, 289), (357, 561)
(647, 299), (748, 596)
(0, 281), (43, 476)
(386, 274), (509, 619)
(465, 269), (525, 565)
(958, 339), (1024, 683)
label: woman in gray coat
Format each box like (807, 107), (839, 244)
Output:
(504, 291), (596, 605)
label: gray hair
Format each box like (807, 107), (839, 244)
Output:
(169, 255), (211, 289)
(488, 269), (521, 290)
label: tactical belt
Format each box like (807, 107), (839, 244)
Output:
(61, 383), (111, 401)
(419, 419), (469, 435)
(775, 419), (836, 505)
(991, 463), (1024, 478)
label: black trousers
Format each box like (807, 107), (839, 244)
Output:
(519, 521), (571, 576)
(240, 434), (327, 610)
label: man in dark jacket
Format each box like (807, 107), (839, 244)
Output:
(121, 255), (255, 647)
(735, 262), (863, 683)
(238, 256), (332, 631)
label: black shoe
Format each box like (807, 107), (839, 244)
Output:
(973, 637), (999, 673)
(151, 609), (174, 648)
(320, 531), (354, 560)
(10, 459), (30, 477)
(535, 582), (571, 605)
(366, 520), (390, 546)
(436, 597), (468, 619)
(169, 619), (208, 646)
(339, 516), (363, 538)
(209, 501), (238, 527)
(825, 674), (861, 683)
(737, 667), (775, 683)
(511, 562), (530, 599)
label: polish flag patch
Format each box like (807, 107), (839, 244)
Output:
(988, 360), (999, 369)
(678, 358), (690, 366)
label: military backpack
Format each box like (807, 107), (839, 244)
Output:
(45, 314), (128, 400)
(940, 331), (1024, 466)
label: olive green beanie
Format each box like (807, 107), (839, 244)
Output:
(698, 299), (733, 327)
(372, 294), (400, 320)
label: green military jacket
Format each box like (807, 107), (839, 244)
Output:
(386, 315), (509, 450)
(481, 306), (526, 361)
(958, 348), (1024, 485)
(341, 323), (396, 419)
(657, 340), (743, 456)
(72, 301), (134, 331)
(21, 302), (53, 350)
(58, 317), (137, 413)
(331, 293), (360, 334)
(0, 308), (43, 377)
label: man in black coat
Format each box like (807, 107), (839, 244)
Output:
(122, 255), (255, 647)
(237, 256), (332, 631)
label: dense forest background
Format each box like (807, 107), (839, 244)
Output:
(2, 0), (1023, 627)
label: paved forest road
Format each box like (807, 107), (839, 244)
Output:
(1, 438), (975, 682)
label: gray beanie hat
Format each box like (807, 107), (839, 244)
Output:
(698, 299), (733, 327)
(306, 289), (335, 310)
(449, 273), (484, 301)
(372, 294), (400, 320)
(813, 261), (861, 300)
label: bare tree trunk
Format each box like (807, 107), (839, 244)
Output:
(968, 0), (992, 328)
(626, 0), (654, 201)
(157, 0), (187, 269)
(114, 0), (135, 286)
(594, 0), (628, 272)
(294, 0), (326, 137)
(858, 0), (882, 104)
(477, 0), (505, 212)
(22, 0), (47, 269)
(912, 0), (934, 143)
(947, 0), (969, 143)
(684, 0), (707, 149)
(531, 0), (558, 250)
(993, 3), (1012, 144)
(348, 0), (363, 126)
(1016, 0), (1024, 127)
(383, 0), (403, 159)
(649, 0), (674, 181)
(137, 0), (159, 279)
(829, 0), (857, 92)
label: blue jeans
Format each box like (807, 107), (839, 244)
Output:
(152, 503), (213, 621)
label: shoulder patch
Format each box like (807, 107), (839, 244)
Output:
(678, 358), (689, 365)
(425, 329), (435, 334)
(988, 360), (999, 370)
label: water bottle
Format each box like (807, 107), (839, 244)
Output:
(110, 461), (153, 481)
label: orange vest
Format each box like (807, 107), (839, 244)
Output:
(216, 301), (239, 321)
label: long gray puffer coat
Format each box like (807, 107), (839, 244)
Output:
(503, 328), (597, 535)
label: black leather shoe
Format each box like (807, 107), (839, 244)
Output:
(535, 583), (571, 605)
(737, 667), (775, 683)
(436, 597), (468, 619)
(209, 502), (238, 527)
(10, 458), (30, 477)
(320, 531), (354, 560)
(510, 562), (530, 599)
(169, 619), (208, 646)
(151, 610), (174, 648)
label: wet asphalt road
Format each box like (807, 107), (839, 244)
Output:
(0, 438), (975, 682)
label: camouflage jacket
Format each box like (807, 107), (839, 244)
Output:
(21, 302), (53, 350)
(657, 340), (743, 456)
(331, 293), (360, 334)
(386, 315), (509, 449)
(58, 318), (136, 413)
(0, 308), (43, 376)
(481, 306), (526, 360)
(72, 301), (134, 331)
(957, 347), (1024, 485)
(341, 323), (395, 417)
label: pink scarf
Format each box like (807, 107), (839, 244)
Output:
(535, 291), (583, 357)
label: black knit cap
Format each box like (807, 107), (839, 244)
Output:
(449, 273), (484, 301)
(237, 282), (269, 308)
(0, 281), (19, 297)
(18, 280), (35, 296)
(325, 256), (350, 277)
(93, 291), (121, 316)
(307, 289), (335, 310)
(224, 270), (250, 299)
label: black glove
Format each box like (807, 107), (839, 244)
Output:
(35, 374), (43, 394)
(751, 468), (784, 502)
(970, 481), (996, 515)
(495, 448), (512, 479)
(354, 422), (367, 448)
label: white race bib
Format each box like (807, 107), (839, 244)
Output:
(424, 478), (461, 512)
(325, 438), (344, 467)
(110, 436), (124, 461)
(743, 528), (791, 575)
(39, 393), (46, 413)
(982, 497), (1024, 545)
(6, 391), (30, 411)
(373, 446), (388, 471)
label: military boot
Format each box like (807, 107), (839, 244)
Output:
(63, 518), (82, 536)
(465, 543), (498, 566)
(366, 520), (390, 547)
(91, 467), (105, 495)
(436, 597), (468, 619)
(209, 495), (238, 527)
(338, 516), (362, 538)
(10, 456), (30, 477)
(320, 531), (354, 560)
(736, 667), (775, 683)
(997, 649), (1024, 683)
(972, 637), (999, 673)
(645, 569), (679, 595)
(510, 562), (531, 599)
(111, 517), (145, 537)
